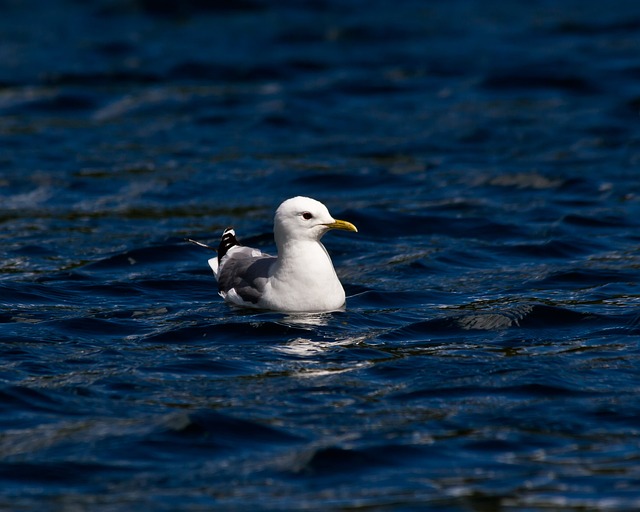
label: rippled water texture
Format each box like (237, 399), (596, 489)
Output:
(2, 1), (640, 510)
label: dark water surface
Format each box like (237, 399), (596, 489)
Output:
(2, 1), (640, 510)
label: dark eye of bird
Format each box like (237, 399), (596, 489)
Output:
(302, 212), (313, 220)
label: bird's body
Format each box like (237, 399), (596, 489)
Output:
(198, 197), (357, 313)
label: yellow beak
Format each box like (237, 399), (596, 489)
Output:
(325, 219), (358, 232)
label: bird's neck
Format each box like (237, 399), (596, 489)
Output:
(274, 239), (335, 278)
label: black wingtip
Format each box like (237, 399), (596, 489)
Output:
(218, 227), (240, 262)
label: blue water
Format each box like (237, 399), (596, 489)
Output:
(2, 0), (640, 510)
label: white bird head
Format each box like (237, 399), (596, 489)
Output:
(273, 196), (357, 246)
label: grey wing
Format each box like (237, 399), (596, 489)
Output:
(216, 248), (276, 304)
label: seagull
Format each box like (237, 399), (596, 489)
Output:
(189, 196), (357, 312)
